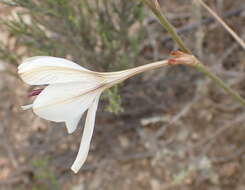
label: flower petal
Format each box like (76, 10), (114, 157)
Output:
(18, 56), (87, 72)
(32, 82), (103, 134)
(18, 56), (104, 85)
(21, 104), (33, 110)
(65, 114), (83, 134)
(71, 93), (101, 173)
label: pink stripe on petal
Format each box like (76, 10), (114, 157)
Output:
(28, 88), (44, 97)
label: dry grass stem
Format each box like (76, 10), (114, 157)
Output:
(196, 0), (245, 50)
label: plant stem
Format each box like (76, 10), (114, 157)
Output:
(195, 63), (245, 106)
(140, 0), (245, 106)
(141, 0), (191, 53)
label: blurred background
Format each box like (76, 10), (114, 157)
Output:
(0, 0), (244, 189)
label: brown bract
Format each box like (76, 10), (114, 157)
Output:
(168, 51), (199, 66)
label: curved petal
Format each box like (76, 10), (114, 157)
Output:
(18, 56), (88, 72)
(65, 114), (83, 134)
(71, 93), (101, 173)
(21, 104), (33, 110)
(33, 82), (103, 133)
(18, 56), (104, 85)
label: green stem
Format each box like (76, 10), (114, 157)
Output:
(140, 0), (191, 53)
(195, 63), (245, 106)
(140, 0), (245, 106)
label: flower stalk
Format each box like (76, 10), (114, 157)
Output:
(141, 0), (191, 54)
(140, 0), (245, 106)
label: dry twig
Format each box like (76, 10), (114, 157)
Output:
(196, 0), (245, 50)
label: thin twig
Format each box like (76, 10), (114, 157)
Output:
(154, 99), (197, 138)
(193, 0), (204, 58)
(161, 6), (244, 43)
(196, 0), (245, 50)
(211, 146), (245, 163)
(196, 113), (245, 153)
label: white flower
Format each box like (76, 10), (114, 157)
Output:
(18, 56), (172, 173)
